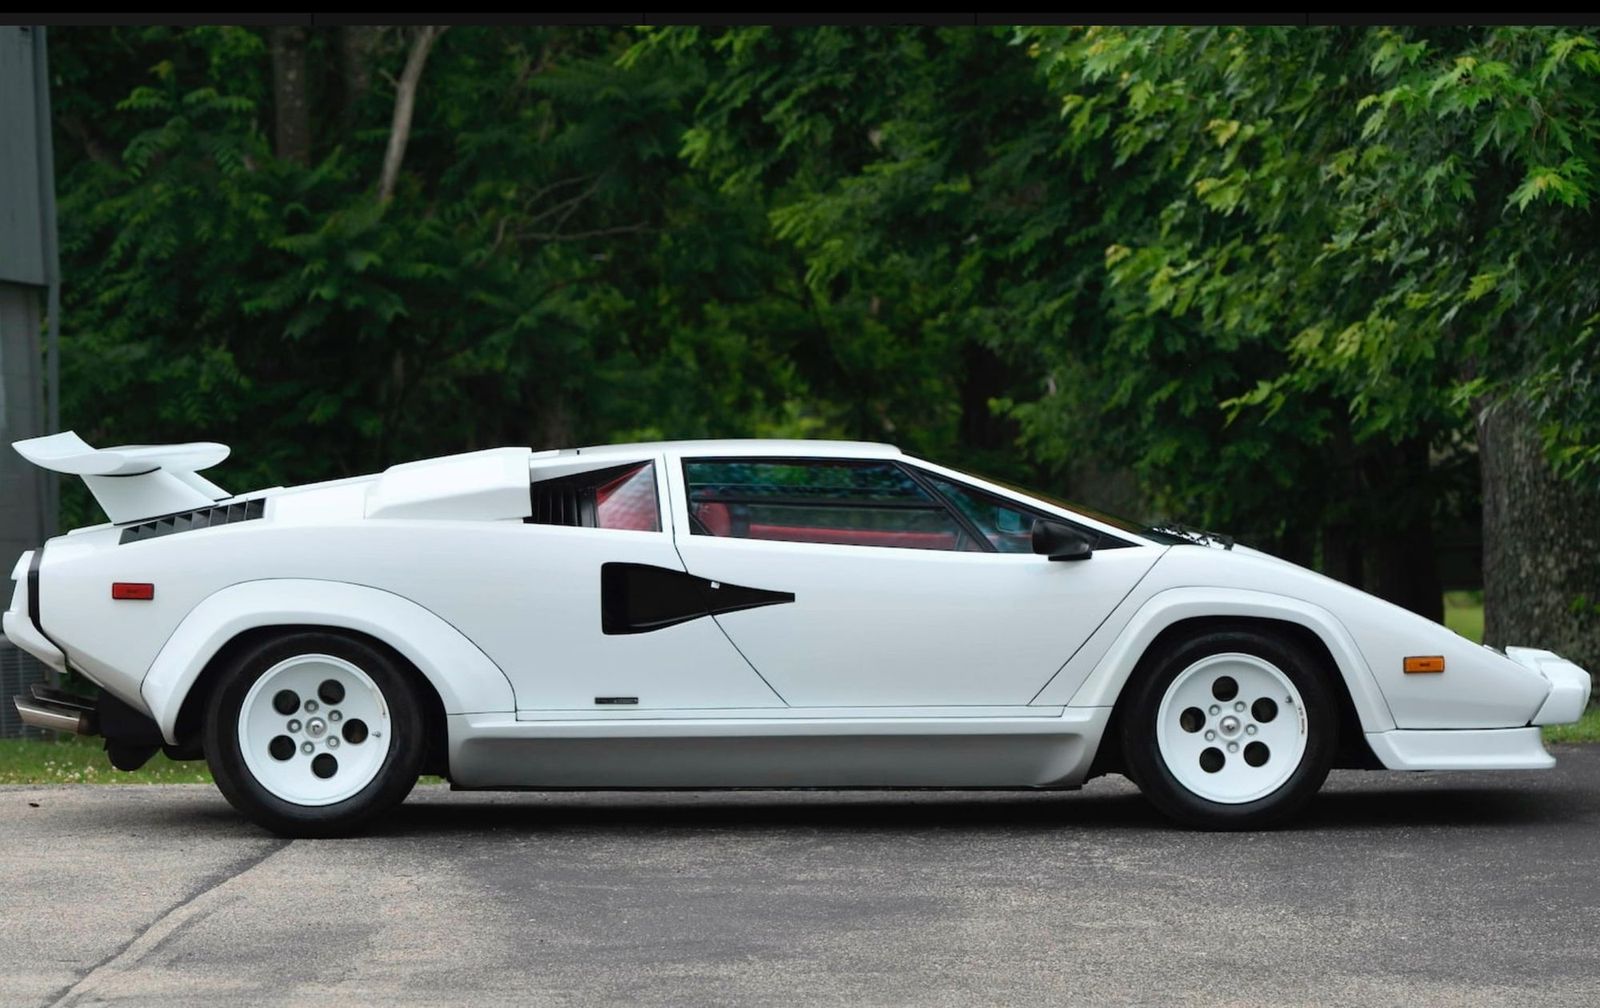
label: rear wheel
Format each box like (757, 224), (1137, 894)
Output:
(204, 631), (424, 837)
(1121, 628), (1336, 829)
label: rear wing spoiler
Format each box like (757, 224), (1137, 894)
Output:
(13, 431), (231, 524)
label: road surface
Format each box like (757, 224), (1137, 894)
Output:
(4, 749), (1598, 1006)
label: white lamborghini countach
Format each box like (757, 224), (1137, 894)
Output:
(6, 432), (1591, 836)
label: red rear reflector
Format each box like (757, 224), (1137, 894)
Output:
(111, 582), (155, 601)
(1403, 655), (1445, 674)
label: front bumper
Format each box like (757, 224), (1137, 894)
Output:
(1364, 646), (1591, 771)
(1505, 647), (1592, 725)
(1365, 727), (1554, 770)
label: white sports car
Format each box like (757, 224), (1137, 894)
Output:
(6, 432), (1591, 836)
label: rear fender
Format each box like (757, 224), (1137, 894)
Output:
(141, 579), (516, 744)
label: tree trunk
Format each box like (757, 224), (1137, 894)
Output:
(534, 398), (573, 451)
(1360, 437), (1444, 623)
(1365, 517), (1444, 623)
(339, 26), (381, 129)
(1275, 525), (1316, 571)
(378, 26), (446, 204)
(1479, 397), (1600, 671)
(1320, 522), (1363, 589)
(957, 341), (1013, 453)
(269, 26), (312, 166)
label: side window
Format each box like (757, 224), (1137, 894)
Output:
(595, 464), (661, 531)
(528, 462), (661, 532)
(684, 459), (980, 552)
(925, 473), (1129, 551)
(924, 476), (1042, 553)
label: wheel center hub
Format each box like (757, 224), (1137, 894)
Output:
(306, 717), (327, 739)
(1219, 715), (1242, 738)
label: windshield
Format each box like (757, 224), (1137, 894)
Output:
(948, 469), (1204, 547)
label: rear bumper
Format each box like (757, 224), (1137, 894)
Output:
(2, 609), (66, 674)
(1366, 727), (1554, 771)
(4, 548), (67, 675)
(1504, 647), (1591, 725)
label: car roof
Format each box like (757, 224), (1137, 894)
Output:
(545, 439), (903, 460)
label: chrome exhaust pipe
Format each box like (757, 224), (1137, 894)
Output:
(13, 694), (98, 735)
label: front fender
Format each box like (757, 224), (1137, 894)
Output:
(1057, 586), (1397, 732)
(141, 579), (516, 744)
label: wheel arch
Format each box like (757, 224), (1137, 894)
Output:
(1070, 588), (1395, 776)
(141, 579), (516, 747)
(172, 625), (453, 776)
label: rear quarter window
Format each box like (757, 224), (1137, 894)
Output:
(528, 462), (661, 532)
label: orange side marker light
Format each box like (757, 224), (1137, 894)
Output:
(1403, 655), (1445, 674)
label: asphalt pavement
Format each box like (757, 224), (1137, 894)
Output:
(3, 748), (1599, 1007)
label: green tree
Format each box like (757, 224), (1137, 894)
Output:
(625, 26), (1049, 481)
(47, 25), (1600, 668)
(644, 25), (1456, 609)
(49, 26), (846, 523)
(1024, 25), (1600, 663)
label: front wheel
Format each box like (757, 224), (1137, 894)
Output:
(1121, 629), (1337, 829)
(204, 631), (425, 837)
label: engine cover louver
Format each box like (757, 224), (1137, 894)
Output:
(529, 484), (584, 527)
(119, 498), (266, 545)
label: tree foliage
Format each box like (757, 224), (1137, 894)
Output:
(43, 25), (1600, 645)
(52, 27), (909, 523)
(1024, 26), (1600, 477)
(633, 26), (1481, 606)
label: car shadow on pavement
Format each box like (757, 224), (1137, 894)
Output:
(1301, 784), (1589, 830)
(376, 789), (1165, 836)
(24, 775), (1581, 838)
(359, 779), (1591, 838)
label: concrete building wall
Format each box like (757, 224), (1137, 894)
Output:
(0, 284), (46, 564)
(0, 26), (56, 727)
(0, 26), (51, 565)
(0, 27), (48, 287)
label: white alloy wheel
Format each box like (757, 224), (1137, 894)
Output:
(1154, 651), (1309, 805)
(237, 653), (394, 806)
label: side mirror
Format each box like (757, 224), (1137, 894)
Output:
(1032, 519), (1093, 562)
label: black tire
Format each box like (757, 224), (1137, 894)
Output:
(204, 631), (425, 837)
(1120, 627), (1337, 830)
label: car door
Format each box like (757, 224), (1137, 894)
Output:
(493, 453), (785, 713)
(668, 454), (1165, 709)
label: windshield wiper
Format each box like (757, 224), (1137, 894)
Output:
(1148, 520), (1235, 551)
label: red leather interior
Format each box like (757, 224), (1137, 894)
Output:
(696, 503), (733, 536)
(692, 502), (966, 550)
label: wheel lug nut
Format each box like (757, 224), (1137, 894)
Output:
(305, 700), (319, 713)
(1209, 705), (1220, 715)
(1205, 730), (1216, 741)
(1234, 701), (1245, 712)
(287, 719), (301, 733)
(1227, 742), (1239, 753)
(329, 710), (342, 722)
(300, 741), (314, 754)
(1246, 724), (1258, 735)
(327, 736), (340, 748)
